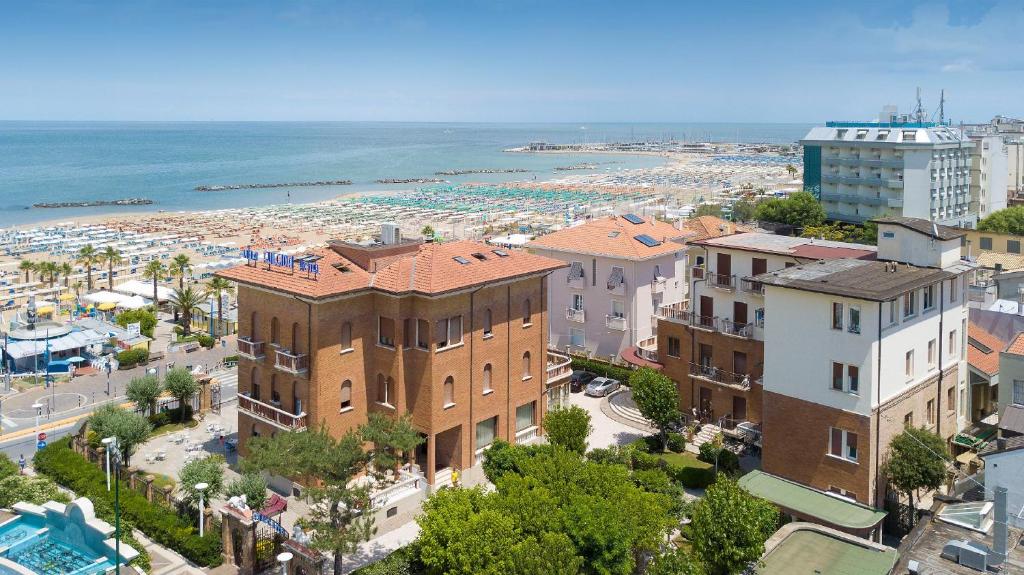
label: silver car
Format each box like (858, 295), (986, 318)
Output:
(584, 377), (620, 397)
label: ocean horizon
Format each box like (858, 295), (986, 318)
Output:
(0, 121), (812, 227)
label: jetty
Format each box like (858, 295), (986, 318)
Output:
(32, 198), (154, 209)
(375, 178), (445, 184)
(195, 180), (352, 191)
(434, 168), (530, 176)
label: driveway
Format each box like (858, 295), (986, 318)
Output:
(566, 391), (648, 450)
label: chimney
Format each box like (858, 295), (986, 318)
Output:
(992, 486), (1009, 567)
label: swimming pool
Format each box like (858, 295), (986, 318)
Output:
(0, 499), (137, 575)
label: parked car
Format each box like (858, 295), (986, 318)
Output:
(584, 377), (620, 397)
(569, 370), (597, 393)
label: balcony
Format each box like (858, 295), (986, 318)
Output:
(691, 266), (706, 281)
(546, 350), (572, 384)
(368, 464), (426, 509)
(651, 277), (666, 293)
(237, 337), (265, 360)
(605, 315), (627, 331)
(657, 300), (690, 321)
(515, 425), (540, 445)
(886, 179), (904, 189)
(238, 393), (307, 431)
(709, 273), (736, 290)
(636, 336), (658, 363)
(565, 308), (586, 323)
(739, 278), (764, 295)
(720, 320), (754, 338)
(274, 349), (309, 375)
(688, 362), (752, 390)
(568, 276), (586, 290)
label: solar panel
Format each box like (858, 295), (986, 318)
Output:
(622, 213), (644, 225)
(634, 234), (661, 247)
(453, 256), (471, 265)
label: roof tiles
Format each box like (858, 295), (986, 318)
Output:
(527, 215), (691, 260)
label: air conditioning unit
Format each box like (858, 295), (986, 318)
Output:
(381, 223), (402, 245)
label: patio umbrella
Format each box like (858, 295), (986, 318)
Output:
(68, 356), (87, 363)
(97, 302), (116, 311)
(59, 293), (76, 301)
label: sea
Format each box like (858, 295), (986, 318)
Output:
(0, 121), (812, 227)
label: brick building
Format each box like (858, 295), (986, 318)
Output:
(217, 232), (569, 486)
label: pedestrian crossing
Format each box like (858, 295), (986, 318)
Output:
(210, 369), (238, 389)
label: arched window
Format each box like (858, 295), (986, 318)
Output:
(522, 298), (532, 325)
(341, 322), (352, 351)
(483, 364), (493, 393)
(250, 311), (258, 340)
(340, 380), (352, 410)
(483, 309), (493, 337)
(522, 351), (532, 379)
(270, 317), (279, 345)
(250, 367), (260, 401)
(443, 376), (455, 407)
(291, 322), (300, 352)
(270, 374), (279, 403)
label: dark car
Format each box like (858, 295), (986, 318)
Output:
(569, 370), (597, 393)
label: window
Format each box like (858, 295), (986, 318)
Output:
(829, 428), (858, 462)
(482, 364), (493, 394)
(887, 299), (898, 326)
(250, 367), (260, 401)
(947, 387), (955, 412)
(516, 402), (535, 432)
(980, 237), (993, 250)
(378, 316), (395, 347)
(667, 337), (681, 358)
(831, 362), (844, 391)
(340, 380), (352, 411)
(1009, 240), (1021, 254)
(416, 319), (430, 349)
(403, 318), (412, 349)
(948, 278), (957, 303)
(882, 231), (895, 239)
(476, 417), (497, 450)
(376, 374), (393, 406)
(522, 352), (532, 379)
(1013, 380), (1024, 406)
(905, 350), (914, 378)
(928, 339), (937, 369)
(960, 388), (966, 416)
(483, 309), (493, 337)
(270, 375), (279, 403)
(435, 316), (463, 349)
(610, 299), (625, 318)
(522, 299), (532, 325)
(340, 322), (352, 351)
(443, 376), (455, 408)
(848, 305), (860, 334)
(270, 317), (280, 345)
(902, 291), (916, 319)
(831, 302), (843, 330)
(948, 329), (957, 359)
(571, 293), (584, 311)
(922, 285), (935, 311)
(848, 365), (859, 394)
(926, 399), (935, 426)
(570, 327), (584, 347)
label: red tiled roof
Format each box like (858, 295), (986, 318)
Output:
(217, 240), (565, 299)
(968, 322), (1006, 376)
(681, 215), (752, 242)
(1006, 332), (1024, 356)
(528, 215), (691, 260)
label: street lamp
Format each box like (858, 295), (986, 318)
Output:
(103, 436), (123, 575)
(277, 551), (293, 575)
(195, 482), (209, 537)
(101, 436), (115, 491)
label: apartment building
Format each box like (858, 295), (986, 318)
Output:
(967, 134), (1009, 219)
(218, 232), (569, 486)
(527, 214), (691, 362)
(653, 233), (875, 427)
(757, 217), (972, 506)
(802, 115), (978, 227)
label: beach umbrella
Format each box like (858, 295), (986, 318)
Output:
(68, 356), (86, 363)
(59, 293), (76, 301)
(97, 302), (116, 311)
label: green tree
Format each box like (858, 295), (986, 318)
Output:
(76, 244), (100, 291)
(884, 426), (950, 521)
(730, 198), (759, 223)
(753, 191), (826, 227)
(647, 548), (706, 575)
(87, 404), (152, 466)
(115, 308), (158, 338)
(170, 254), (192, 289)
(542, 405), (592, 454)
(694, 204), (722, 218)
(100, 246), (124, 290)
(18, 260), (36, 283)
(420, 225), (435, 238)
(0, 474), (70, 508)
(689, 477), (779, 575)
(978, 206), (1024, 235)
(169, 286), (207, 336)
(163, 367), (200, 420)
(630, 367), (681, 451)
(60, 262), (73, 287)
(142, 260), (167, 306)
(179, 454), (225, 507)
(785, 163), (798, 179)
(224, 472), (269, 510)
(126, 374), (162, 416)
(37, 261), (58, 288)
(358, 412), (424, 476)
(205, 277), (234, 337)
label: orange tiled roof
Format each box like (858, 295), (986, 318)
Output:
(527, 215), (693, 260)
(1006, 332), (1024, 356)
(968, 322), (1006, 376)
(217, 240), (565, 299)
(681, 215), (751, 241)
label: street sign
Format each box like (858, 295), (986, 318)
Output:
(37, 440), (46, 449)
(127, 322), (141, 338)
(38, 432), (47, 441)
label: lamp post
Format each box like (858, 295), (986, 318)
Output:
(195, 482), (209, 537)
(277, 551), (293, 575)
(103, 436), (122, 575)
(101, 436), (115, 491)
(32, 403), (43, 451)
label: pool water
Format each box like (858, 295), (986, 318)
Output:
(8, 539), (111, 575)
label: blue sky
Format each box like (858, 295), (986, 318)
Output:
(1, 0), (1021, 122)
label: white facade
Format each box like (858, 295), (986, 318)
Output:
(968, 134), (1009, 218)
(982, 447), (1024, 528)
(876, 223), (962, 269)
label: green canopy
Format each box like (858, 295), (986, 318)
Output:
(739, 470), (886, 531)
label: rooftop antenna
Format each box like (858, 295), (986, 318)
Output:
(939, 89), (945, 125)
(913, 87), (926, 124)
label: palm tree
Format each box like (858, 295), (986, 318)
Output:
(142, 260), (166, 307)
(205, 277), (234, 337)
(72, 281), (83, 298)
(169, 286), (207, 337)
(18, 260), (36, 283)
(785, 163), (798, 179)
(170, 254), (192, 290)
(76, 244), (100, 291)
(60, 262), (73, 287)
(37, 262), (57, 288)
(100, 246), (124, 290)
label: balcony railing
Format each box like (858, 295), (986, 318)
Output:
(720, 320), (754, 338)
(515, 425), (540, 445)
(605, 315), (627, 331)
(274, 349), (309, 375)
(691, 266), (706, 281)
(369, 464), (426, 509)
(688, 362), (752, 390)
(636, 336), (658, 362)
(238, 393), (307, 431)
(739, 278), (764, 295)
(568, 276), (586, 290)
(546, 350), (572, 383)
(709, 273), (736, 290)
(657, 301), (690, 321)
(237, 337), (265, 360)
(565, 307), (585, 323)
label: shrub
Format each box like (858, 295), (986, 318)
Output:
(481, 440), (556, 483)
(149, 404), (194, 428)
(543, 405), (592, 454)
(669, 465), (716, 489)
(224, 472), (268, 511)
(0, 454), (19, 479)
(667, 433), (686, 453)
(697, 443), (739, 475)
(587, 446), (631, 467)
(196, 334), (215, 348)
(33, 438), (222, 567)
(115, 309), (157, 338)
(222, 355), (239, 364)
(351, 545), (425, 575)
(569, 357), (634, 386)
(117, 348), (149, 368)
(0, 474), (70, 508)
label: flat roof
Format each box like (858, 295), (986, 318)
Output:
(692, 232), (876, 260)
(873, 216), (965, 240)
(740, 470), (887, 530)
(754, 258), (955, 301)
(758, 528), (897, 575)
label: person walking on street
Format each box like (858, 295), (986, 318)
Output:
(18, 454), (26, 474)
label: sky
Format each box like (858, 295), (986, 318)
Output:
(1, 0), (1022, 123)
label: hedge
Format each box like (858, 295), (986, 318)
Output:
(33, 437), (222, 567)
(117, 348), (150, 369)
(351, 545), (424, 575)
(570, 357), (634, 386)
(630, 439), (716, 489)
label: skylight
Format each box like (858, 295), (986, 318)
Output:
(622, 213), (644, 225)
(492, 249), (509, 257)
(471, 252), (487, 261)
(634, 234), (661, 247)
(453, 256), (471, 265)
(608, 231), (621, 238)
